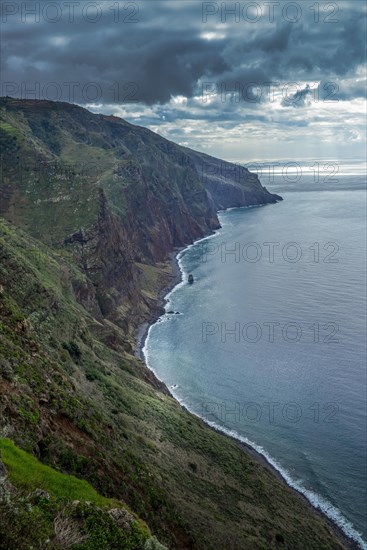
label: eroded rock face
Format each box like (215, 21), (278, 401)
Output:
(64, 189), (139, 317)
(186, 147), (283, 210)
(0, 98), (282, 335)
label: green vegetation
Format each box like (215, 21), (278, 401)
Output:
(0, 98), (346, 549)
(0, 217), (347, 549)
(0, 439), (161, 549)
(0, 438), (117, 506)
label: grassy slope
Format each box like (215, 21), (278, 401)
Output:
(0, 101), (105, 242)
(0, 97), (278, 251)
(0, 98), (204, 243)
(0, 218), (347, 549)
(1, 438), (121, 505)
(0, 98), (348, 548)
(0, 438), (157, 550)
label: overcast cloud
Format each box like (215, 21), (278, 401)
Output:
(1, 0), (366, 160)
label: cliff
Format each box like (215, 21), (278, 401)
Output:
(0, 97), (281, 343)
(0, 98), (350, 550)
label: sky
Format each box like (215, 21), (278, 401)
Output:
(1, 0), (366, 163)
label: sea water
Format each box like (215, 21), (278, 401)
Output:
(144, 160), (367, 547)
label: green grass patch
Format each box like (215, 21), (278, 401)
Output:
(0, 438), (118, 507)
(0, 121), (21, 136)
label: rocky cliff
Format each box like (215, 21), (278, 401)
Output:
(0, 97), (281, 341)
(0, 218), (348, 550)
(0, 99), (349, 550)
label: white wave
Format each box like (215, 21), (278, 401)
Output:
(144, 350), (367, 550)
(142, 210), (367, 550)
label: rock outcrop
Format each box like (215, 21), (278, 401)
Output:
(0, 97), (281, 337)
(0, 99), (351, 550)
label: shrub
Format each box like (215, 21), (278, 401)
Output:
(62, 340), (82, 360)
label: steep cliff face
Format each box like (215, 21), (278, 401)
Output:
(0, 97), (281, 336)
(185, 147), (281, 210)
(64, 189), (139, 320)
(0, 99), (351, 550)
(0, 218), (348, 550)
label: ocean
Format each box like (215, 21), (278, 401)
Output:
(144, 160), (367, 548)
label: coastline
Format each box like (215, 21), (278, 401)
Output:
(134, 249), (183, 362)
(134, 224), (362, 550)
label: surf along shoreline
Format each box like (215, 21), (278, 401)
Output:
(134, 206), (363, 550)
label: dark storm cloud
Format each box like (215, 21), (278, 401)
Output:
(281, 84), (314, 108)
(1, 0), (366, 106)
(282, 78), (367, 108)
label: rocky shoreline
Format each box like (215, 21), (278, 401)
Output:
(134, 217), (360, 550)
(1, 97), (361, 549)
(134, 250), (182, 362)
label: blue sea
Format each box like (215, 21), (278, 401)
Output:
(144, 160), (367, 548)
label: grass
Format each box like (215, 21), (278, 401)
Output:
(0, 438), (119, 507)
(0, 441), (157, 549)
(0, 121), (21, 137)
(0, 97), (348, 549)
